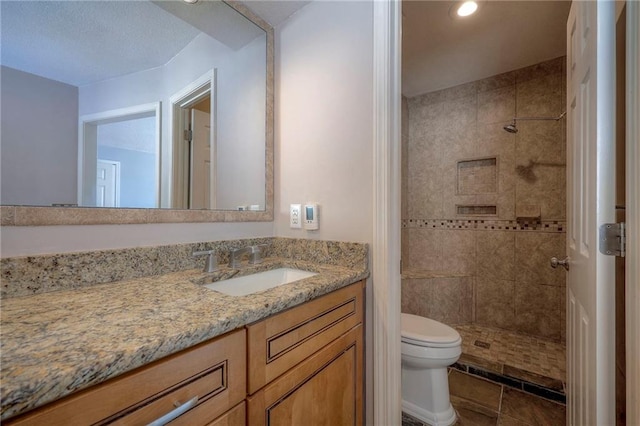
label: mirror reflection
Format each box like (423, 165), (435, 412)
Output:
(0, 0), (267, 211)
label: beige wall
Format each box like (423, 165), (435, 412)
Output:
(273, 1), (373, 244)
(401, 57), (567, 342)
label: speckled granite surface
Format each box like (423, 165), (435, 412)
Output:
(0, 255), (368, 421)
(1, 237), (368, 298)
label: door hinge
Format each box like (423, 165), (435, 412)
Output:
(599, 222), (625, 257)
(184, 129), (192, 142)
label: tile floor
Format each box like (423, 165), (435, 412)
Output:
(402, 324), (568, 426)
(402, 370), (567, 426)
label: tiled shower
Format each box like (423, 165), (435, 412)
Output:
(401, 57), (567, 392)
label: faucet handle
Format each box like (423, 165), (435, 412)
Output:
(249, 244), (269, 265)
(193, 250), (218, 273)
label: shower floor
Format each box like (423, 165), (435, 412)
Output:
(455, 324), (566, 381)
(453, 324), (566, 403)
(401, 324), (567, 426)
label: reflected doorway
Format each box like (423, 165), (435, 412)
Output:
(187, 97), (212, 209)
(78, 102), (161, 208)
(170, 70), (216, 210)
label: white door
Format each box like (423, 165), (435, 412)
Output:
(566, 1), (616, 425)
(189, 109), (212, 209)
(96, 159), (120, 207)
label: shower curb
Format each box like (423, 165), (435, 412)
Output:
(451, 361), (566, 404)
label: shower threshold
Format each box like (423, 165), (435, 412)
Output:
(452, 324), (566, 404)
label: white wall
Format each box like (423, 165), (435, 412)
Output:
(1, 66), (78, 206)
(274, 1), (374, 244)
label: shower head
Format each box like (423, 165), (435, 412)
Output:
(503, 122), (518, 133)
(503, 111), (566, 134)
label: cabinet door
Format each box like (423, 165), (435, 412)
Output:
(247, 281), (364, 394)
(247, 325), (363, 426)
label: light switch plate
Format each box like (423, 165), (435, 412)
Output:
(290, 204), (302, 228)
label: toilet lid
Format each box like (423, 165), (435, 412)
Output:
(401, 313), (461, 348)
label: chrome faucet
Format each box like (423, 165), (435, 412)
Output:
(229, 244), (268, 269)
(250, 244), (268, 265)
(193, 250), (218, 273)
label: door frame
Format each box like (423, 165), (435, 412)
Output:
(625, 1), (640, 424)
(372, 0), (640, 424)
(372, 0), (402, 424)
(168, 70), (217, 210)
(78, 102), (161, 207)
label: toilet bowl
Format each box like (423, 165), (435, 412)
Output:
(401, 313), (462, 426)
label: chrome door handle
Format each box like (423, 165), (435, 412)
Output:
(550, 257), (570, 271)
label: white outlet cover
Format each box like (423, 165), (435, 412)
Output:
(290, 204), (302, 229)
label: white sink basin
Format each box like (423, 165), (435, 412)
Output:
(204, 268), (318, 296)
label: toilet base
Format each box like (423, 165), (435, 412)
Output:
(402, 399), (457, 426)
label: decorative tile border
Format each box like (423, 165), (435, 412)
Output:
(401, 219), (565, 232)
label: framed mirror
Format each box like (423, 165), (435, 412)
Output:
(0, 0), (273, 225)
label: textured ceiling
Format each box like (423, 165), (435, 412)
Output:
(0, 0), (281, 88)
(1, 1), (200, 87)
(239, 0), (311, 27)
(402, 0), (572, 97)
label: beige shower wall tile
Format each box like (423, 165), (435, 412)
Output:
(476, 277), (516, 330)
(407, 160), (444, 219)
(476, 231), (516, 281)
(515, 120), (566, 220)
(443, 126), (477, 169)
(515, 57), (564, 84)
(476, 125), (516, 220)
(402, 278), (432, 317)
(411, 81), (478, 106)
(516, 72), (563, 118)
(409, 101), (450, 141)
(446, 95), (477, 129)
(403, 228), (443, 271)
(478, 85), (516, 124)
(516, 164), (566, 220)
(440, 229), (476, 274)
(477, 70), (516, 93)
(516, 120), (565, 164)
(429, 277), (474, 325)
(514, 284), (562, 341)
(515, 232), (566, 287)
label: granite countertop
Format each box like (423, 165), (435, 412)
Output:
(0, 258), (368, 421)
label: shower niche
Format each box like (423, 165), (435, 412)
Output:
(455, 156), (498, 216)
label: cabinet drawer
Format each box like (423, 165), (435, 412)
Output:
(247, 281), (364, 394)
(7, 329), (246, 426)
(169, 401), (245, 426)
(247, 325), (363, 426)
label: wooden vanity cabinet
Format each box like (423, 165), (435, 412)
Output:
(246, 281), (365, 426)
(5, 329), (246, 426)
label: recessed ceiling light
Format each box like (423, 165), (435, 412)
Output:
(183, 0), (199, 4)
(449, 0), (484, 20)
(457, 1), (478, 17)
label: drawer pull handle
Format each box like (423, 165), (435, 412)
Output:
(147, 396), (199, 426)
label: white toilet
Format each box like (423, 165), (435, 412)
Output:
(401, 313), (462, 426)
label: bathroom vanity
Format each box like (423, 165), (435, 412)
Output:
(1, 244), (367, 426)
